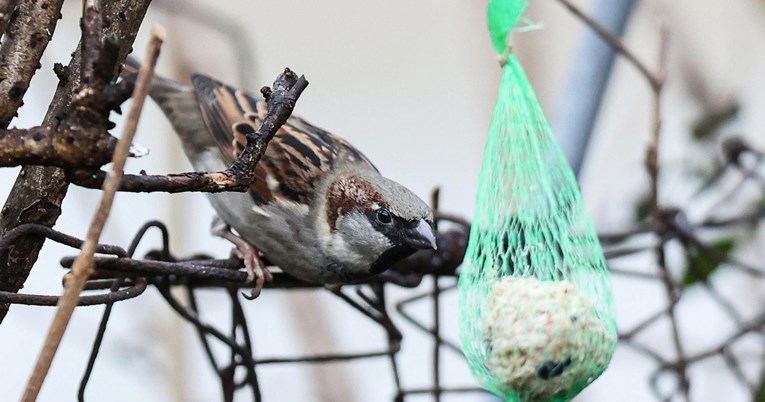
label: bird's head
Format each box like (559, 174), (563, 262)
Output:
(319, 172), (436, 278)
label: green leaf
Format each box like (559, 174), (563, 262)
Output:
(757, 375), (765, 402)
(681, 238), (736, 287)
(691, 103), (739, 140)
(633, 193), (652, 222)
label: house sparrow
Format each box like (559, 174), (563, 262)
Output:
(124, 59), (436, 297)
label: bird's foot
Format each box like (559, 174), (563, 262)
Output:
(211, 218), (273, 299)
(324, 283), (343, 293)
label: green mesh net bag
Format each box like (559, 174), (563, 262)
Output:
(457, 1), (617, 401)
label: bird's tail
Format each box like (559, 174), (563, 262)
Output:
(121, 55), (188, 104)
(121, 56), (194, 159)
(121, 54), (142, 76)
(121, 55), (210, 151)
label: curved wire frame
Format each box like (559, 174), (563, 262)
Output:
(2, 143), (764, 402)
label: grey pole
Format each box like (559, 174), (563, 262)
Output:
(554, 0), (638, 176)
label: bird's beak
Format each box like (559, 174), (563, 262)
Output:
(403, 219), (438, 250)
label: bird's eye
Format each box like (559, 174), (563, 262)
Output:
(375, 208), (393, 225)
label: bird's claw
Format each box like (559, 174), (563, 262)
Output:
(213, 218), (272, 300)
(325, 283), (343, 293)
(231, 242), (272, 300)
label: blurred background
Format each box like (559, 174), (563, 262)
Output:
(1, 0), (765, 401)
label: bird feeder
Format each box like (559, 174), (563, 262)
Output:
(457, 1), (617, 401)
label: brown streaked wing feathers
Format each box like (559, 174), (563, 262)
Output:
(190, 74), (377, 206)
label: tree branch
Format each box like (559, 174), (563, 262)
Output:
(0, 0), (21, 39)
(21, 25), (164, 402)
(0, 0), (152, 324)
(67, 69), (310, 193)
(554, 0), (662, 92)
(0, 127), (116, 168)
(0, 0), (65, 128)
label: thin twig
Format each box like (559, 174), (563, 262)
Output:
(608, 266), (662, 280)
(67, 69), (309, 193)
(644, 25), (692, 400)
(0, 0), (153, 324)
(67, 169), (272, 193)
(553, 0), (662, 91)
(432, 275), (442, 401)
(430, 188), (442, 401)
(661, 309), (765, 370)
(20, 27), (164, 402)
(598, 221), (661, 244)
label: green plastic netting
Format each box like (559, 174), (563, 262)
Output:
(457, 1), (617, 401)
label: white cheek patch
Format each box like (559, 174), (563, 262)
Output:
(325, 213), (393, 271)
(329, 232), (351, 255)
(327, 227), (366, 267)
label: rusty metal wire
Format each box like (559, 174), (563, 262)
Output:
(598, 139), (765, 401)
(0, 198), (470, 402)
(0, 224), (141, 307)
(550, 0), (765, 398)
(1, 136), (763, 402)
(0, 279), (146, 306)
(387, 140), (765, 402)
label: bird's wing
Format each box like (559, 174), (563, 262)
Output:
(191, 74), (377, 206)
